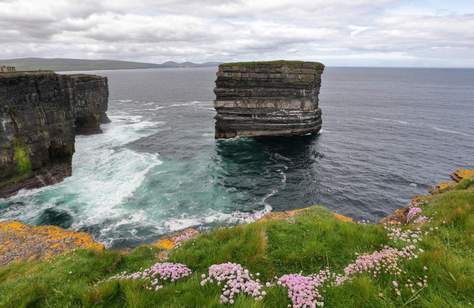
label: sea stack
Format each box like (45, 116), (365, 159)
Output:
(213, 60), (324, 138)
(0, 71), (109, 198)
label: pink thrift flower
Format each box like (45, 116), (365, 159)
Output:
(107, 262), (192, 291)
(407, 207), (422, 222)
(201, 263), (265, 304)
(278, 269), (331, 308)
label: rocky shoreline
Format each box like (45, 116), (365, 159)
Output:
(0, 71), (109, 198)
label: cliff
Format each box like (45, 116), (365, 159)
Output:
(0, 71), (109, 198)
(69, 74), (110, 134)
(214, 60), (324, 138)
(0, 72), (76, 197)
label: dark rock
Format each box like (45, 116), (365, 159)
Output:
(37, 208), (73, 228)
(69, 74), (109, 134)
(0, 71), (109, 198)
(0, 72), (76, 198)
(213, 60), (324, 138)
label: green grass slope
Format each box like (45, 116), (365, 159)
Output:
(1, 178), (473, 307)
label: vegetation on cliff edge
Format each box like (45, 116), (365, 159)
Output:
(220, 60), (324, 70)
(0, 178), (473, 307)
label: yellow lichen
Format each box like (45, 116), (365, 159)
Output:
(152, 228), (200, 251)
(259, 208), (307, 222)
(333, 213), (354, 223)
(0, 221), (29, 232)
(260, 208), (353, 224)
(435, 182), (453, 193)
(154, 239), (175, 250)
(452, 169), (474, 182)
(0, 221), (104, 266)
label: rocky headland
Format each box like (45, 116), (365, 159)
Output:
(0, 71), (109, 198)
(69, 74), (110, 134)
(214, 60), (324, 138)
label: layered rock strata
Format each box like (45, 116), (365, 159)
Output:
(214, 60), (324, 138)
(0, 71), (109, 198)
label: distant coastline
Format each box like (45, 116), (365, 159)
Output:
(2, 58), (473, 72)
(0, 57), (220, 72)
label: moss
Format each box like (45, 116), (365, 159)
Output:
(220, 60), (324, 70)
(0, 140), (32, 189)
(13, 139), (31, 175)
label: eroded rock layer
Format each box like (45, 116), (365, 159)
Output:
(0, 71), (109, 198)
(214, 61), (324, 138)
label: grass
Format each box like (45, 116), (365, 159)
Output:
(220, 60), (324, 70)
(0, 181), (473, 307)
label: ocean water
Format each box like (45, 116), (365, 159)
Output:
(1, 67), (473, 247)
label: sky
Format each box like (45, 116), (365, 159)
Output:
(1, 0), (473, 67)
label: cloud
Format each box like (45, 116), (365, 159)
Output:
(0, 0), (473, 67)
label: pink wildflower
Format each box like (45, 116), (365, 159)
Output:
(201, 263), (265, 304)
(413, 215), (429, 224)
(407, 207), (422, 222)
(107, 262), (192, 291)
(173, 229), (199, 248)
(278, 269), (331, 308)
(335, 245), (417, 285)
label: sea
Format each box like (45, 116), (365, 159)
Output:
(1, 67), (473, 247)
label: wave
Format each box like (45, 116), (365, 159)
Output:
(162, 205), (273, 234)
(430, 126), (471, 137)
(372, 117), (409, 125)
(0, 114), (162, 230)
(371, 117), (471, 137)
(140, 106), (165, 111)
(168, 101), (207, 108)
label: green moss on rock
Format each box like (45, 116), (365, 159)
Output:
(13, 140), (31, 175)
(219, 60), (324, 70)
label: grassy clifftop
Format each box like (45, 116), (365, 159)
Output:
(1, 173), (473, 307)
(219, 60), (325, 70)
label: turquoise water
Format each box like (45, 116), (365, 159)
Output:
(1, 67), (473, 247)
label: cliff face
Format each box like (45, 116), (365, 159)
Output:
(0, 71), (109, 198)
(0, 72), (76, 197)
(70, 74), (110, 135)
(214, 61), (324, 138)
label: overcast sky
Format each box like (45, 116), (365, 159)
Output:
(1, 0), (473, 67)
